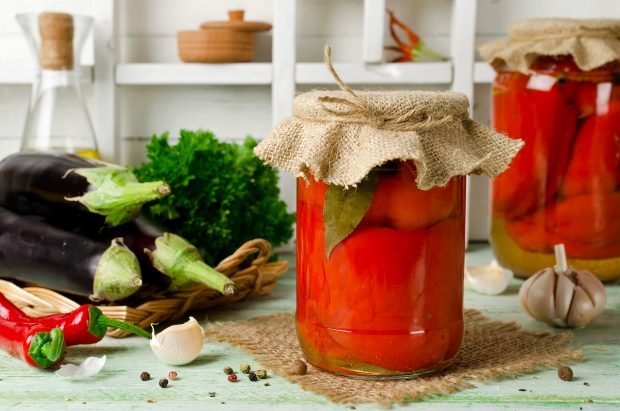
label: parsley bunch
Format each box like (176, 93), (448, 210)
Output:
(134, 130), (294, 264)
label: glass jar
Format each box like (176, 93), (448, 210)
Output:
(490, 55), (620, 281)
(296, 161), (466, 379)
(17, 12), (99, 159)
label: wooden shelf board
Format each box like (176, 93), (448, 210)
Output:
(296, 62), (453, 84)
(115, 63), (273, 85)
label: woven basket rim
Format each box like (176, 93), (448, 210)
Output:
(0, 238), (288, 337)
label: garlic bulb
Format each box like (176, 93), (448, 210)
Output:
(519, 245), (606, 328)
(465, 259), (513, 295)
(150, 317), (205, 365)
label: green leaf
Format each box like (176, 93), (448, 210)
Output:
(323, 173), (378, 258)
(132, 130), (295, 264)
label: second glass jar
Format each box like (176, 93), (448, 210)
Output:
(490, 56), (620, 281)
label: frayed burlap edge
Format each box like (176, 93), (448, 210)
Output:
(204, 309), (584, 406)
(254, 45), (523, 190)
(479, 18), (620, 73)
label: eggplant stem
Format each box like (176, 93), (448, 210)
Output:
(147, 233), (235, 294)
(183, 260), (235, 295)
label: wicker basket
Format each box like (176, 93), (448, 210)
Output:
(0, 238), (287, 337)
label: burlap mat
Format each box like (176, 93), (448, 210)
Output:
(204, 310), (583, 405)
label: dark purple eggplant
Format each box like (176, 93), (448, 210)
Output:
(102, 217), (234, 295)
(0, 152), (170, 228)
(0, 207), (142, 301)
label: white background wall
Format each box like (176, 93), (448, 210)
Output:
(1, 0), (619, 241)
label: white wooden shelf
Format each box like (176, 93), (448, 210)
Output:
(474, 61), (495, 84)
(295, 62), (453, 85)
(115, 63), (273, 85)
(0, 64), (93, 84)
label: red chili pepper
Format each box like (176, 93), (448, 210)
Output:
(506, 193), (620, 258)
(493, 77), (577, 218)
(385, 9), (444, 62)
(0, 293), (150, 345)
(0, 318), (65, 368)
(561, 86), (620, 198)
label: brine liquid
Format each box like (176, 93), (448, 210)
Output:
(296, 163), (466, 379)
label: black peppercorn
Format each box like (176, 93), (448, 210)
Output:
(140, 371), (150, 381)
(159, 378), (169, 388)
(558, 366), (573, 381)
(248, 372), (258, 382)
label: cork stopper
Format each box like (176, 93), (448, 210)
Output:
(39, 12), (74, 70)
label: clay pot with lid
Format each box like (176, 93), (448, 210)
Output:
(177, 10), (271, 63)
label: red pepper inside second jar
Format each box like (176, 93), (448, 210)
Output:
(296, 161), (465, 379)
(490, 56), (620, 281)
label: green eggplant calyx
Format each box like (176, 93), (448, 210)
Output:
(145, 233), (235, 295)
(67, 166), (171, 226)
(91, 238), (143, 302)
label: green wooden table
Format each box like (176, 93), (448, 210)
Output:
(1, 244), (618, 410)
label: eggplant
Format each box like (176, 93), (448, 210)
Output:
(0, 152), (170, 228)
(103, 217), (235, 295)
(0, 207), (142, 301)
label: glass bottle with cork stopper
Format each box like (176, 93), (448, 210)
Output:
(17, 12), (99, 159)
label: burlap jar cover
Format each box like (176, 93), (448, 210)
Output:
(479, 18), (620, 74)
(255, 46), (523, 190)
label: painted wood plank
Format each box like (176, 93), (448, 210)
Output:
(0, 246), (618, 410)
(93, 0), (118, 162)
(449, 0), (477, 247)
(117, 85), (272, 142)
(271, 0), (297, 250)
(362, 0), (386, 63)
(296, 62), (452, 84)
(474, 61), (495, 84)
(116, 63), (273, 85)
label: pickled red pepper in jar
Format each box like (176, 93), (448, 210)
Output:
(480, 19), (620, 281)
(255, 46), (522, 379)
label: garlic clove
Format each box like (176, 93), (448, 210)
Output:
(567, 286), (597, 328)
(575, 270), (607, 315)
(554, 271), (575, 326)
(523, 267), (557, 324)
(519, 269), (544, 318)
(150, 317), (205, 365)
(464, 260), (513, 295)
(55, 355), (106, 379)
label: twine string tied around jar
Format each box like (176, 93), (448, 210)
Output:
(317, 44), (454, 131)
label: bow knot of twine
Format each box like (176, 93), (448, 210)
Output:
(318, 45), (454, 131)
